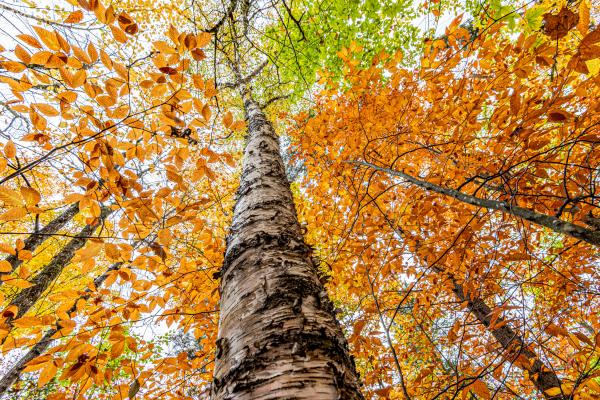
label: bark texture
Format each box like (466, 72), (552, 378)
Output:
(451, 279), (565, 399)
(0, 203), (79, 286)
(355, 161), (600, 247)
(0, 262), (122, 395)
(212, 90), (363, 399)
(2, 207), (111, 325)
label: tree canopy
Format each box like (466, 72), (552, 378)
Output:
(0, 0), (598, 399)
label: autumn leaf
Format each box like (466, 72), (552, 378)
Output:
(64, 11), (84, 24)
(543, 7), (579, 40)
(20, 187), (41, 206)
(222, 111), (233, 128)
(4, 140), (16, 158)
(32, 26), (61, 50)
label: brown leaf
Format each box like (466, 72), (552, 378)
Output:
(547, 109), (571, 122)
(158, 66), (178, 75)
(543, 7), (579, 40)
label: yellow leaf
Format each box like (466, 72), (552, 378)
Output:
(32, 26), (61, 51)
(12, 316), (41, 328)
(545, 388), (562, 396)
(97, 95), (116, 108)
(0, 187), (23, 206)
(472, 380), (491, 399)
(87, 43), (99, 63)
(14, 45), (31, 63)
(2, 305), (18, 318)
(22, 356), (52, 372)
(0, 243), (15, 255)
(76, 241), (102, 262)
(111, 340), (125, 358)
(17, 250), (32, 261)
(20, 187), (40, 206)
(105, 243), (121, 260)
(100, 49), (113, 69)
(1, 61), (26, 73)
(5, 278), (33, 289)
(585, 58), (600, 76)
(157, 229), (172, 246)
(29, 51), (52, 66)
(578, 0), (590, 35)
(57, 91), (78, 104)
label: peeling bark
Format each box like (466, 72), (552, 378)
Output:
(0, 262), (122, 396)
(355, 161), (600, 247)
(0, 203), (79, 286)
(450, 278), (565, 399)
(2, 207), (111, 326)
(212, 89), (363, 399)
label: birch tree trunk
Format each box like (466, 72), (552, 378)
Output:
(212, 88), (363, 399)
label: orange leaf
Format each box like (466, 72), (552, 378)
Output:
(0, 260), (12, 272)
(20, 187), (40, 206)
(64, 10), (84, 24)
(201, 104), (211, 122)
(196, 32), (211, 47)
(472, 380), (491, 399)
(4, 140), (16, 158)
(32, 26), (61, 51)
(0, 187), (22, 206)
(17, 34), (43, 49)
(110, 25), (128, 44)
(223, 111), (233, 128)
(38, 362), (57, 387)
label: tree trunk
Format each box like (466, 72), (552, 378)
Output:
(211, 88), (363, 399)
(0, 262), (122, 395)
(450, 278), (565, 399)
(1, 203), (80, 286)
(1, 207), (111, 328)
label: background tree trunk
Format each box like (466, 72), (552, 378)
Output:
(1, 207), (111, 328)
(1, 203), (79, 286)
(211, 89), (364, 399)
(450, 279), (564, 399)
(0, 262), (121, 396)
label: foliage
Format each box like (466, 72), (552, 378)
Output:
(0, 0), (598, 399)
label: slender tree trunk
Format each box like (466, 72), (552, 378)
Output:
(1, 207), (111, 327)
(1, 203), (80, 286)
(211, 88), (363, 399)
(449, 279), (565, 399)
(0, 262), (122, 395)
(354, 161), (600, 247)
